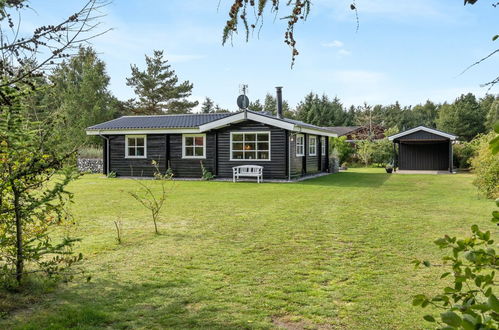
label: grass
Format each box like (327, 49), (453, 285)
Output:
(0, 168), (495, 329)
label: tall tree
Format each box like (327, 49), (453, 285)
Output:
(0, 0), (107, 285)
(412, 100), (439, 128)
(437, 93), (487, 141)
(262, 93), (292, 117)
(486, 99), (499, 130)
(201, 97), (215, 113)
(126, 50), (198, 115)
(47, 46), (116, 149)
(249, 99), (263, 112)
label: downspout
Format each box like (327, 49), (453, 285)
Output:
(98, 131), (110, 176)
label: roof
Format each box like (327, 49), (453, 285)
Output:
(388, 126), (457, 141)
(87, 110), (337, 137)
(87, 113), (232, 130)
(324, 126), (361, 136)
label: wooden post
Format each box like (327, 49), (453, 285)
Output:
(449, 140), (453, 173)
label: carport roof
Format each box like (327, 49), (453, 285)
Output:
(388, 126), (457, 141)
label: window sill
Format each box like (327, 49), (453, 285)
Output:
(182, 156), (206, 160)
(125, 156), (147, 159)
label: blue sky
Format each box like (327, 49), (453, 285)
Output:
(26, 0), (498, 111)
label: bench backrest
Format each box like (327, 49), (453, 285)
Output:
(233, 165), (263, 174)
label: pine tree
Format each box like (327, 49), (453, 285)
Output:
(201, 97), (215, 113)
(47, 46), (116, 150)
(126, 50), (198, 115)
(437, 93), (487, 141)
(249, 99), (263, 112)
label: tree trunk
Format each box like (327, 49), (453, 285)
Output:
(12, 184), (23, 284)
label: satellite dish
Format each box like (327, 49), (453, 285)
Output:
(237, 94), (250, 110)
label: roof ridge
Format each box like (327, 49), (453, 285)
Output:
(122, 112), (236, 118)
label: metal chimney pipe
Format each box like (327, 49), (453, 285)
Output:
(276, 86), (283, 119)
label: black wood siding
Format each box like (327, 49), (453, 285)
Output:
(306, 135), (319, 173)
(399, 141), (450, 170)
(215, 120), (287, 179)
(399, 130), (447, 141)
(169, 133), (216, 178)
(289, 133), (303, 178)
(109, 135), (167, 177)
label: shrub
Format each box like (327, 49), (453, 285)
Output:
(78, 146), (102, 159)
(331, 136), (354, 164)
(453, 140), (480, 169)
(470, 132), (499, 199)
(356, 139), (374, 167)
(200, 161), (215, 180)
(413, 200), (499, 329)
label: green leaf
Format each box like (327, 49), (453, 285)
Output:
(493, 35), (499, 41)
(423, 260), (431, 267)
(461, 314), (476, 330)
(441, 272), (451, 279)
(488, 294), (499, 313)
(440, 311), (462, 327)
(423, 314), (436, 322)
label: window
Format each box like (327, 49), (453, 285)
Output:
(231, 132), (270, 161)
(296, 134), (304, 156)
(183, 134), (206, 159)
(309, 136), (317, 156)
(126, 135), (147, 158)
(321, 137), (326, 156)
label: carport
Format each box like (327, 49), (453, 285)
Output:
(388, 126), (457, 172)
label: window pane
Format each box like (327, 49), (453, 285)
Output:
(194, 137), (204, 146)
(128, 138), (136, 147)
(194, 147), (204, 157)
(232, 143), (243, 151)
(136, 147), (145, 156)
(232, 134), (243, 141)
(245, 134), (256, 141)
(244, 151), (256, 159)
(128, 147), (136, 156)
(185, 147), (194, 156)
(257, 142), (269, 151)
(185, 137), (194, 146)
(232, 151), (244, 160)
(257, 134), (269, 141)
(244, 143), (255, 151)
(258, 151), (269, 160)
(136, 138), (144, 147)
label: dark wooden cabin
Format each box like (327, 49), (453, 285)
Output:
(86, 110), (336, 181)
(388, 126), (457, 172)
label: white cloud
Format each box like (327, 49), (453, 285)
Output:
(321, 40), (344, 48)
(337, 49), (352, 56)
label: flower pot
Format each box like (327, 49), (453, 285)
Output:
(385, 168), (393, 173)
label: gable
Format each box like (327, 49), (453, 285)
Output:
(388, 126), (456, 141)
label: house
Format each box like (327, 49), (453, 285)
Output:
(388, 126), (457, 172)
(326, 125), (385, 142)
(86, 94), (337, 181)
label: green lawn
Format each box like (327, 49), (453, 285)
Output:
(1, 169), (495, 329)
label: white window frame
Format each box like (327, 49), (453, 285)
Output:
(230, 131), (271, 161)
(296, 134), (305, 156)
(125, 135), (147, 159)
(321, 137), (326, 156)
(182, 134), (206, 159)
(309, 136), (317, 156)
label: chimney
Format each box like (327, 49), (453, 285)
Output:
(276, 86), (283, 119)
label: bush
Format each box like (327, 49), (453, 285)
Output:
(470, 132), (499, 199)
(453, 140), (479, 169)
(413, 200), (499, 329)
(78, 146), (102, 159)
(330, 136), (354, 164)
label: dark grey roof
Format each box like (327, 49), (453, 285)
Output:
(87, 110), (333, 134)
(324, 126), (361, 136)
(87, 113), (234, 130)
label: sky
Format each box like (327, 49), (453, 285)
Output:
(23, 0), (499, 111)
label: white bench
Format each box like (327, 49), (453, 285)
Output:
(232, 165), (263, 183)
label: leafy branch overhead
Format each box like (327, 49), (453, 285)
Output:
(222, 0), (357, 67)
